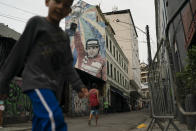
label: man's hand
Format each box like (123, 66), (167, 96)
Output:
(78, 87), (88, 98)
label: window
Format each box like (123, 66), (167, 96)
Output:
(121, 59), (123, 67)
(107, 61), (109, 75)
(120, 73), (121, 85)
(110, 40), (112, 52)
(110, 64), (113, 78)
(106, 35), (108, 48)
(125, 80), (127, 88)
(122, 76), (124, 86)
(113, 46), (116, 57)
(116, 50), (118, 60)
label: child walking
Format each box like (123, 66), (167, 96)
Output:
(88, 83), (99, 126)
(0, 0), (88, 130)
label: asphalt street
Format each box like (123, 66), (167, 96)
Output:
(2, 111), (149, 131)
(66, 111), (148, 131)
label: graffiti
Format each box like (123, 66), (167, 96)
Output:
(71, 90), (104, 115)
(65, 1), (106, 81)
(71, 90), (88, 115)
(4, 80), (32, 122)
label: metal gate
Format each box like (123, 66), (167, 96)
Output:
(147, 43), (180, 130)
(147, 0), (196, 130)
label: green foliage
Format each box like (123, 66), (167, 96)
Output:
(176, 45), (196, 95)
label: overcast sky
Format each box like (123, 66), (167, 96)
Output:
(0, 0), (157, 64)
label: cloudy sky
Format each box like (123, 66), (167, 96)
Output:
(0, 0), (157, 63)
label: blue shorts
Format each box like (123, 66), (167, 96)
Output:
(90, 105), (99, 115)
(26, 89), (67, 131)
(90, 109), (99, 115)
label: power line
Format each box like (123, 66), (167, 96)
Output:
(115, 19), (147, 34)
(0, 12), (28, 21)
(114, 19), (157, 44)
(0, 1), (65, 25)
(0, 1), (37, 15)
(0, 13), (26, 23)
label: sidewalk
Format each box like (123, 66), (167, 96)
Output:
(132, 117), (189, 131)
(1, 122), (32, 131)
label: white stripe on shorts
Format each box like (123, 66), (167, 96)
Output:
(35, 89), (56, 131)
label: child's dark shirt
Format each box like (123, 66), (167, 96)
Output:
(0, 16), (84, 96)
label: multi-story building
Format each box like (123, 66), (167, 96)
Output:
(103, 10), (141, 92)
(140, 62), (148, 84)
(103, 10), (141, 109)
(140, 63), (150, 106)
(64, 1), (136, 115)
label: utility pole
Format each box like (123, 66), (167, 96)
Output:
(146, 25), (152, 66)
(146, 25), (153, 118)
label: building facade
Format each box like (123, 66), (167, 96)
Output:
(64, 1), (134, 115)
(140, 63), (150, 108)
(140, 62), (148, 84)
(103, 10), (142, 110)
(103, 10), (141, 92)
(65, 1), (144, 112)
(155, 0), (196, 72)
(154, 0), (196, 123)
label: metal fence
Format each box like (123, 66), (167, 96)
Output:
(147, 1), (196, 130)
(147, 41), (180, 130)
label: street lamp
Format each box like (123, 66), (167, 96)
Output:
(114, 18), (152, 66)
(114, 19), (147, 35)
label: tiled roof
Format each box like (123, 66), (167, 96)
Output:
(0, 23), (20, 40)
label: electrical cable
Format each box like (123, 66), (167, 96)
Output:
(0, 1), (37, 15)
(0, 13), (26, 23)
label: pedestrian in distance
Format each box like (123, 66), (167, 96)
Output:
(0, 0), (88, 130)
(103, 99), (109, 114)
(88, 83), (99, 126)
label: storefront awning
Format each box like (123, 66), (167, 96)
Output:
(111, 87), (123, 96)
(111, 87), (130, 100)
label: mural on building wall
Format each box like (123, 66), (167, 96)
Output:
(65, 1), (106, 81)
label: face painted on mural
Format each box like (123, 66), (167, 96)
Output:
(65, 1), (106, 81)
(86, 39), (100, 58)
